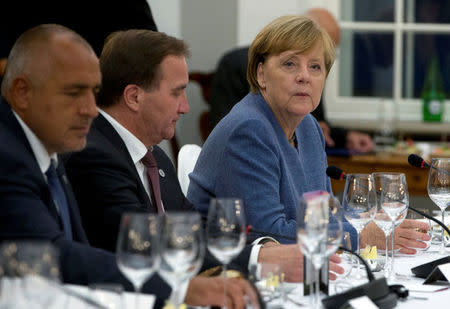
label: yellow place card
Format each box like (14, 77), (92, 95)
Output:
(360, 245), (377, 260)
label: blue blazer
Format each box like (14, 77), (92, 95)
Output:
(188, 93), (357, 246)
(0, 98), (170, 307)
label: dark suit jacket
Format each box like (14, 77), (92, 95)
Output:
(0, 0), (157, 58)
(64, 114), (192, 251)
(0, 98), (170, 308)
(65, 114), (252, 273)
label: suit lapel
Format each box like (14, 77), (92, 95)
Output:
(56, 158), (89, 243)
(93, 114), (152, 210)
(0, 99), (61, 222)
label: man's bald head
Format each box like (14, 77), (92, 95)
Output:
(1, 24), (95, 97)
(306, 8), (340, 46)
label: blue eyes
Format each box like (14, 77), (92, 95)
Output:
(284, 61), (295, 67)
(283, 61), (321, 71)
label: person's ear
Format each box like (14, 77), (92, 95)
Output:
(10, 76), (32, 112)
(123, 84), (140, 112)
(256, 62), (266, 89)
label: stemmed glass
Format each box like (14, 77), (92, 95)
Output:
(297, 194), (341, 308)
(427, 158), (450, 254)
(390, 207), (407, 278)
(342, 174), (377, 279)
(116, 213), (160, 309)
(373, 173), (409, 280)
(373, 208), (391, 277)
(0, 241), (61, 306)
(0, 241), (60, 281)
(325, 197), (344, 297)
(159, 212), (205, 308)
(206, 198), (246, 309)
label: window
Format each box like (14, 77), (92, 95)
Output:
(325, 0), (450, 134)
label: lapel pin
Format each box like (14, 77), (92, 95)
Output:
(159, 169), (165, 177)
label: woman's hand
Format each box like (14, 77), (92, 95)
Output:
(361, 220), (430, 254)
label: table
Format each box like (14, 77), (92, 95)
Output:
(279, 246), (450, 308)
(327, 154), (429, 196)
(0, 277), (155, 308)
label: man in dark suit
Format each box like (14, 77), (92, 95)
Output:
(0, 24), (254, 309)
(64, 29), (345, 285)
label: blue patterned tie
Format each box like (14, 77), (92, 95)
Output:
(46, 160), (73, 240)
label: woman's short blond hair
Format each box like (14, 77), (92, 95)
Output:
(247, 15), (335, 93)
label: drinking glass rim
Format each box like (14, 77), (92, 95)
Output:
(372, 172), (405, 178)
(430, 157), (450, 164)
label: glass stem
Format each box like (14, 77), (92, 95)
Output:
(355, 231), (361, 279)
(171, 280), (180, 307)
(314, 265), (320, 307)
(135, 284), (142, 309)
(440, 210), (446, 254)
(384, 233), (389, 277)
(222, 263), (228, 309)
(390, 223), (395, 278)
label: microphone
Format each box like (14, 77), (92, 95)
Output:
(327, 165), (450, 241)
(407, 154), (430, 168)
(322, 246), (401, 309)
(247, 222), (402, 308)
(408, 153), (450, 175)
(326, 165), (346, 180)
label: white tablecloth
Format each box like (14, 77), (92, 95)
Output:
(277, 246), (450, 308)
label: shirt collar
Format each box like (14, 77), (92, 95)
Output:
(98, 109), (149, 163)
(13, 111), (58, 174)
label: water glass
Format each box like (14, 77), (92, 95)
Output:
(116, 213), (160, 309)
(427, 158), (450, 254)
(342, 174), (377, 279)
(297, 193), (333, 308)
(207, 198), (246, 308)
(254, 262), (285, 306)
(88, 283), (124, 309)
(159, 212), (205, 308)
(0, 241), (61, 306)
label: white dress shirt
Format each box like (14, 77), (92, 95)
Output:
(100, 109), (268, 283)
(98, 110), (154, 195)
(13, 111), (57, 176)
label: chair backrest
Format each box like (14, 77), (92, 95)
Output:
(189, 72), (214, 141)
(177, 144), (202, 196)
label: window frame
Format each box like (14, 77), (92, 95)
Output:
(324, 0), (450, 135)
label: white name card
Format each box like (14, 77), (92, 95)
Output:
(348, 296), (379, 309)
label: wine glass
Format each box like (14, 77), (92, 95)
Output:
(0, 241), (60, 281)
(373, 172), (409, 280)
(206, 198), (246, 309)
(333, 232), (353, 294)
(116, 213), (160, 309)
(159, 212), (205, 308)
(0, 241), (61, 306)
(427, 158), (450, 254)
(373, 208), (392, 277)
(325, 197), (344, 297)
(297, 193), (329, 308)
(342, 174), (377, 279)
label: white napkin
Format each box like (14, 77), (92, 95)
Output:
(0, 276), (94, 309)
